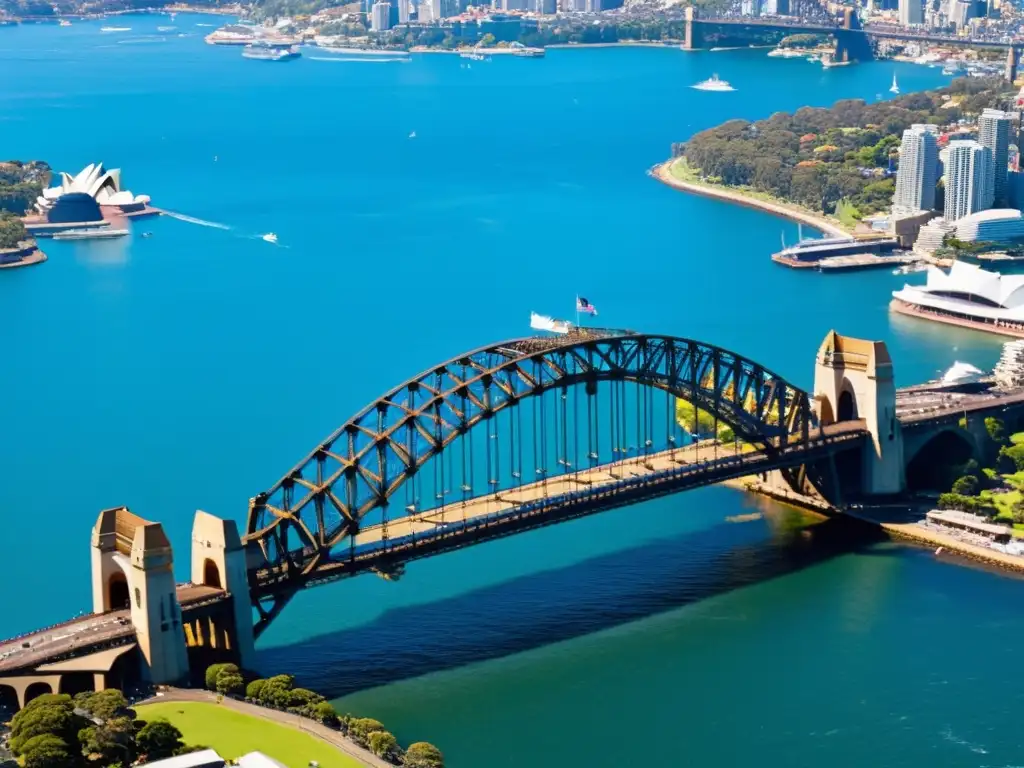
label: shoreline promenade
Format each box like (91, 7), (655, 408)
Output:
(651, 159), (849, 238)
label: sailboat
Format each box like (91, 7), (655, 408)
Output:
(889, 72), (900, 94)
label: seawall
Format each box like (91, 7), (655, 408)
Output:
(650, 159), (849, 239)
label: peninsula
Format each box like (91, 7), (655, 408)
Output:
(657, 76), (1013, 235)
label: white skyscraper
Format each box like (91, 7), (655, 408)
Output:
(741, 0), (759, 14)
(894, 124), (939, 214)
(899, 0), (923, 24)
(371, 0), (391, 29)
(979, 108), (1012, 207)
(398, 0), (411, 22)
(945, 140), (994, 222)
(430, 0), (441, 20)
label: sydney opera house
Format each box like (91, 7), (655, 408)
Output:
(35, 163), (151, 216)
(891, 261), (1024, 337)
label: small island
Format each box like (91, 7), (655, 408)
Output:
(655, 76), (1011, 237)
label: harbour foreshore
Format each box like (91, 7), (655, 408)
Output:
(890, 297), (1024, 339)
(651, 159), (849, 238)
(725, 475), (1024, 574)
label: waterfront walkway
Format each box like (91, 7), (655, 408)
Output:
(140, 688), (390, 768)
(651, 159), (849, 238)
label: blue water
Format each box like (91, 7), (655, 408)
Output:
(2, 19), (1019, 765)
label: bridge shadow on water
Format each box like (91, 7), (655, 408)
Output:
(255, 505), (889, 698)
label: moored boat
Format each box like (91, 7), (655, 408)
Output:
(242, 41), (301, 61)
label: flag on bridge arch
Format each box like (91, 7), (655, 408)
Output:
(576, 296), (598, 316)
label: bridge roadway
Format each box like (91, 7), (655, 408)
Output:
(694, 16), (1018, 49)
(0, 585), (226, 675)
(253, 420), (870, 593)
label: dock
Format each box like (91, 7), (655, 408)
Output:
(816, 253), (919, 272)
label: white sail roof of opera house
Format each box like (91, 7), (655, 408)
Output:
(37, 162), (149, 211)
(893, 261), (1024, 322)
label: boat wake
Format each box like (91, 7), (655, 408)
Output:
(163, 210), (231, 230)
(117, 37), (168, 44)
(309, 56), (410, 63)
(196, 22), (216, 26)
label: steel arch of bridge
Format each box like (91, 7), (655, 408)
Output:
(244, 332), (813, 614)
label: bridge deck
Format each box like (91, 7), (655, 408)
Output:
(254, 421), (868, 592)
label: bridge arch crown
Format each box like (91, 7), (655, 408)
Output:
(245, 332), (814, 611)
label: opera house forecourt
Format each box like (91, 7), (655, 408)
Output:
(891, 261), (1024, 338)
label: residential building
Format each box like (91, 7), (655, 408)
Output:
(741, 0), (760, 14)
(763, 0), (790, 13)
(371, 0), (391, 29)
(979, 108), (1011, 207)
(398, 0), (411, 23)
(899, 0), (923, 23)
(430, 0), (442, 21)
(893, 123), (939, 214)
(945, 140), (993, 221)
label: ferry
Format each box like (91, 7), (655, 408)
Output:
(315, 45), (411, 59)
(772, 231), (898, 267)
(690, 74), (735, 92)
(100, 26), (131, 32)
(509, 43), (544, 57)
(52, 228), (129, 240)
(243, 41), (301, 61)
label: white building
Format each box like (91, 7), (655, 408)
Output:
(36, 162), (151, 214)
(893, 262), (1024, 332)
(398, 0), (411, 22)
(953, 208), (1024, 242)
(899, 0), (923, 24)
(979, 108), (1012, 207)
(945, 140), (993, 221)
(371, 0), (391, 30)
(741, 0), (760, 14)
(949, 0), (973, 28)
(894, 124), (939, 214)
(430, 0), (442, 21)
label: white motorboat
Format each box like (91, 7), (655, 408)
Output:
(262, 232), (278, 243)
(890, 72), (900, 94)
(691, 74), (735, 92)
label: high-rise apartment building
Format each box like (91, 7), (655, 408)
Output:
(398, 0), (411, 23)
(894, 124), (939, 214)
(371, 1), (391, 29)
(899, 0), (923, 24)
(979, 107), (1011, 207)
(945, 140), (994, 221)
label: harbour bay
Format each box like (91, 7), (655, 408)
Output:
(0, 19), (1019, 765)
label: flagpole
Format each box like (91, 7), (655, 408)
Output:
(575, 295), (580, 328)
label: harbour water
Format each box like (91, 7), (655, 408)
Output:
(1, 17), (1019, 765)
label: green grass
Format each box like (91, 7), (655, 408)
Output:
(134, 702), (365, 768)
(980, 488), (1021, 518)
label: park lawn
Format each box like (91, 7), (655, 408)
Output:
(134, 702), (365, 768)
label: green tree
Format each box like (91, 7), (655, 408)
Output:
(478, 32), (495, 46)
(368, 730), (399, 760)
(74, 689), (129, 720)
(404, 741), (445, 768)
(9, 694), (85, 756)
(349, 718), (385, 746)
(0, 212), (26, 249)
(245, 679), (267, 700)
(985, 417), (1008, 443)
(19, 734), (75, 768)
(216, 672), (245, 696)
(136, 719), (184, 760)
(78, 716), (137, 768)
(1013, 501), (1024, 525)
(204, 662), (239, 691)
(312, 701), (339, 727)
(951, 475), (979, 495)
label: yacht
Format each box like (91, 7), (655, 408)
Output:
(59, 19), (71, 26)
(262, 232), (278, 243)
(691, 74), (735, 92)
(889, 72), (900, 94)
(242, 41), (301, 61)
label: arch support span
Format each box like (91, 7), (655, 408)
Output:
(245, 332), (814, 590)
